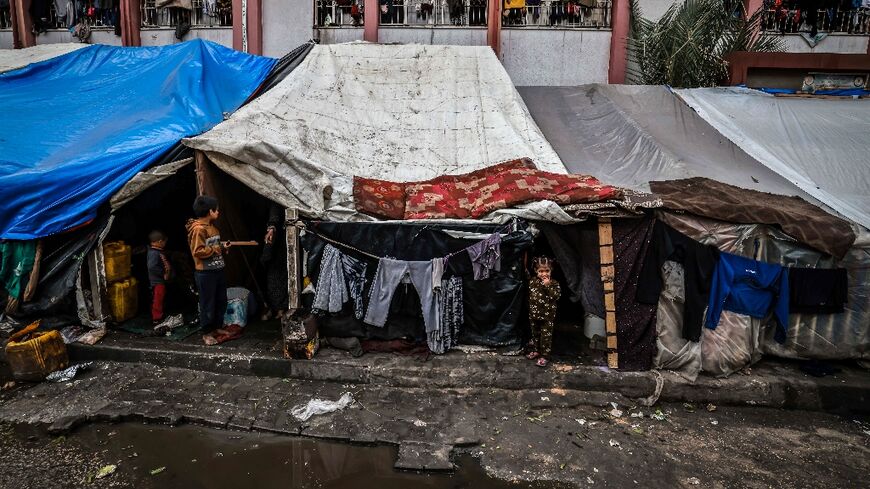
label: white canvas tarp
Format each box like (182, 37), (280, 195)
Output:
(675, 87), (870, 230)
(0, 43), (87, 74)
(184, 43), (565, 220)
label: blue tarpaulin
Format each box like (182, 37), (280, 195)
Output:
(0, 40), (276, 240)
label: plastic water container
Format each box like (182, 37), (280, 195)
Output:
(5, 321), (69, 381)
(103, 241), (132, 283)
(108, 276), (138, 322)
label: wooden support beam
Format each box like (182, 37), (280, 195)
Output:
(285, 208), (300, 313)
(598, 217), (618, 369)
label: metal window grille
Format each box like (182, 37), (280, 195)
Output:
(375, 0), (488, 26)
(761, 6), (870, 35)
(502, 0), (611, 29)
(315, 0), (365, 27)
(142, 1), (232, 28)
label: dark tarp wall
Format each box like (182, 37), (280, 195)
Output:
(300, 221), (533, 346)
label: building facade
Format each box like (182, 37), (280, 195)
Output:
(1, 0), (868, 86)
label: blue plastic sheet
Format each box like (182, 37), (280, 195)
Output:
(0, 40), (276, 239)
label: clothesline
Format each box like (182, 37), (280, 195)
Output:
(288, 219), (517, 263)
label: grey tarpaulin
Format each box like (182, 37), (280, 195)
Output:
(676, 87), (870, 230)
(517, 85), (842, 218)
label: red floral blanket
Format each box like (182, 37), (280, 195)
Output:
(354, 158), (622, 220)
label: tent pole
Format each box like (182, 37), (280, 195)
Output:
(285, 208), (300, 314)
(598, 218), (618, 369)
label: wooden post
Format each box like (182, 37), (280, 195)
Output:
(598, 217), (618, 369)
(87, 246), (108, 322)
(285, 208), (300, 313)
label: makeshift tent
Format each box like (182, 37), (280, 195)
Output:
(0, 40), (277, 240)
(0, 40), (288, 321)
(185, 43), (567, 222)
(521, 83), (870, 372)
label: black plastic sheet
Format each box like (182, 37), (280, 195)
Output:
(300, 220), (533, 346)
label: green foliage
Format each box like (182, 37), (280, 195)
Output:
(627, 0), (783, 87)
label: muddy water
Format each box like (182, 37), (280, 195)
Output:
(63, 423), (557, 488)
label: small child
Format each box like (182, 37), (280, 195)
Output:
(527, 256), (560, 367)
(147, 230), (173, 327)
(186, 195), (231, 345)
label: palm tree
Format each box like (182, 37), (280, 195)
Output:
(626, 0), (783, 88)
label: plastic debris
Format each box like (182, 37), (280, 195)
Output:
(77, 328), (106, 345)
(413, 419), (427, 427)
(576, 418), (587, 426)
(651, 409), (667, 421)
(682, 403), (696, 413)
(687, 476), (701, 485)
(541, 396), (551, 402)
(291, 392), (354, 421)
(46, 362), (93, 382)
(706, 403), (717, 412)
(609, 407), (623, 418)
(710, 420), (719, 426)
(150, 466), (166, 475)
(587, 476), (595, 484)
(95, 464), (117, 479)
(2, 381), (15, 390)
(630, 412), (644, 418)
(608, 439), (621, 448)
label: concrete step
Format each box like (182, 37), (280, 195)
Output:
(67, 338), (870, 414)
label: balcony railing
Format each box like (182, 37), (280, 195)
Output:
(141, 0), (232, 28)
(502, 0), (611, 28)
(315, 0), (364, 27)
(761, 6), (870, 35)
(378, 0), (488, 26)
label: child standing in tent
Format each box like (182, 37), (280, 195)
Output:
(527, 256), (560, 367)
(147, 230), (174, 329)
(186, 196), (231, 346)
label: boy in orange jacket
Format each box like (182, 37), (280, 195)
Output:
(186, 195), (231, 344)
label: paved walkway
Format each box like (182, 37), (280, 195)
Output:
(0, 361), (868, 488)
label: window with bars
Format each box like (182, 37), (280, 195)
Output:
(501, 0), (611, 29)
(141, 0), (232, 28)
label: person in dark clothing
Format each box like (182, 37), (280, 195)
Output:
(147, 230), (174, 327)
(637, 221), (719, 343)
(260, 203), (289, 320)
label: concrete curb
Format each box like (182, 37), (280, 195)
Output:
(68, 341), (870, 414)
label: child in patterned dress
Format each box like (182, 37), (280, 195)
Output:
(527, 256), (560, 367)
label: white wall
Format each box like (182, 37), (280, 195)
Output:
(315, 27), (364, 44)
(500, 28), (611, 86)
(263, 0), (314, 57)
(0, 30), (13, 49)
(778, 34), (869, 54)
(378, 27), (487, 45)
(140, 27), (233, 47)
(636, 0), (677, 21)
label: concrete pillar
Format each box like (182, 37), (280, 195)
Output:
(10, 0), (36, 48)
(744, 0), (763, 15)
(608, 0), (629, 84)
(120, 0), (141, 47)
(232, 0), (262, 53)
(364, 0), (378, 42)
(487, 0), (501, 57)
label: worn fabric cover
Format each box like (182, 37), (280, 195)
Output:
(0, 240), (38, 301)
(539, 221), (604, 318)
(613, 217), (658, 371)
(0, 40), (276, 239)
(184, 44), (565, 221)
(354, 159), (622, 220)
(651, 177), (855, 259)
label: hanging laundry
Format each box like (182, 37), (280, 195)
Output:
(312, 244), (349, 314)
(0, 240), (38, 308)
(430, 276), (463, 354)
(788, 267), (848, 314)
(706, 252), (789, 344)
(637, 221), (719, 342)
(340, 253), (368, 320)
(363, 258), (439, 334)
(467, 233), (501, 280)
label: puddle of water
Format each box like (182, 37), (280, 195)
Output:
(57, 423), (554, 489)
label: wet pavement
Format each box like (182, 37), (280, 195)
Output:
(1, 361), (869, 488)
(0, 422), (562, 489)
